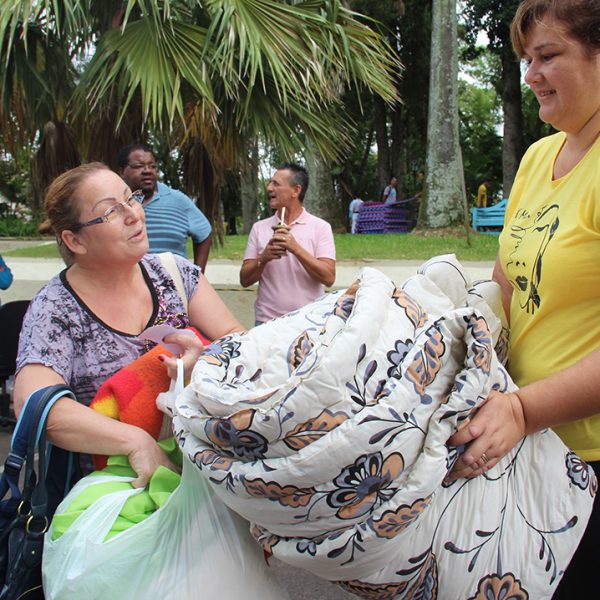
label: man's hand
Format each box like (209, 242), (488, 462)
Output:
(241, 222), (335, 288)
(262, 231), (289, 262)
(270, 227), (300, 256)
(447, 390), (527, 480)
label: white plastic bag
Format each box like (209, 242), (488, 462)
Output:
(43, 455), (287, 599)
(156, 358), (184, 439)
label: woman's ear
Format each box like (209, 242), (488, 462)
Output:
(61, 229), (88, 256)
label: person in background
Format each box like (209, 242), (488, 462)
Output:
(0, 254), (13, 305)
(117, 144), (212, 273)
(449, 1), (600, 597)
(348, 197), (364, 234)
(14, 163), (244, 487)
(239, 163), (336, 325)
(476, 179), (491, 208)
(382, 176), (398, 204)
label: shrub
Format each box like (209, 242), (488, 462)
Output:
(0, 215), (41, 237)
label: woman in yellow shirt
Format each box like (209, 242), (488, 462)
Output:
(450, 1), (600, 596)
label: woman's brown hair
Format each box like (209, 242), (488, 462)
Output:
(511, 0), (600, 58)
(42, 162), (109, 263)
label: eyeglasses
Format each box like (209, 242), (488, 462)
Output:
(126, 162), (158, 171)
(71, 190), (145, 231)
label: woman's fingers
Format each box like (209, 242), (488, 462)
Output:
(161, 332), (204, 379)
(449, 449), (498, 480)
(127, 434), (181, 488)
(448, 391), (526, 480)
(448, 421), (481, 446)
(163, 331), (202, 353)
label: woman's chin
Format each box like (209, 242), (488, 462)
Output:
(130, 240), (149, 260)
(130, 233), (149, 255)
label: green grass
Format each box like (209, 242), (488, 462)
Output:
(3, 231), (499, 261)
(2, 240), (59, 258)
(333, 231), (499, 261)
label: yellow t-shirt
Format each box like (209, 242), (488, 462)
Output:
(498, 132), (600, 461)
(476, 184), (488, 208)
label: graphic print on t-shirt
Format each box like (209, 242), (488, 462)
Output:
(504, 204), (559, 314)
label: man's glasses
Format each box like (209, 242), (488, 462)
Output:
(127, 162), (158, 171)
(71, 190), (145, 231)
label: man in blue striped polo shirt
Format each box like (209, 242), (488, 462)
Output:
(118, 144), (212, 273)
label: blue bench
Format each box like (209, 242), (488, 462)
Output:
(470, 199), (507, 235)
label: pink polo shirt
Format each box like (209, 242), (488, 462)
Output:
(244, 209), (336, 322)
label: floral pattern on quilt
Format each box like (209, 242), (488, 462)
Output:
(174, 254), (595, 599)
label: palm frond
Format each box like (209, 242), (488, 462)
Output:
(73, 17), (216, 130)
(0, 23), (77, 151)
(0, 0), (90, 61)
(202, 0), (400, 108)
(1, 0), (403, 223)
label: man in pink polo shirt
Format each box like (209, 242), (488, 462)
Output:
(240, 163), (336, 325)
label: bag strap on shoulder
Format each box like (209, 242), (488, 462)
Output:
(158, 252), (188, 313)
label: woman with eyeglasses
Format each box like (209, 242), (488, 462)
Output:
(449, 0), (600, 596)
(12, 163), (244, 487)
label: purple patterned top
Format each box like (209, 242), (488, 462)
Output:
(17, 253), (200, 408)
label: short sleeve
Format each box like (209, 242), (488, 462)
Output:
(172, 253), (202, 302)
(315, 221), (336, 260)
(186, 197), (212, 244)
(16, 282), (75, 382)
(503, 145), (535, 226)
(243, 223), (260, 260)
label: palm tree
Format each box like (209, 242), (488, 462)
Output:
(1, 0), (400, 223)
(0, 5), (85, 214)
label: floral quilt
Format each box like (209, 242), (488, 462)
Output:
(173, 255), (595, 599)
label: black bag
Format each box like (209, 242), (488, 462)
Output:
(0, 385), (79, 600)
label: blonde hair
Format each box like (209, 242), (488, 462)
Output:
(42, 162), (109, 263)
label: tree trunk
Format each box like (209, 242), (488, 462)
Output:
(304, 138), (340, 228)
(31, 121), (81, 218)
(419, 0), (465, 228)
(391, 102), (406, 197)
(181, 138), (221, 241)
(501, 49), (524, 199)
(240, 139), (259, 234)
(374, 95), (390, 199)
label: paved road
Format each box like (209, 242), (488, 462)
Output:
(0, 242), (494, 599)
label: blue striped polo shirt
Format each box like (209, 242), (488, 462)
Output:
(144, 182), (211, 258)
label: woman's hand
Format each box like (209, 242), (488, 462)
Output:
(447, 390), (527, 480)
(160, 331), (204, 380)
(127, 429), (180, 488)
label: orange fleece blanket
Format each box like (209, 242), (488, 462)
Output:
(90, 329), (209, 469)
